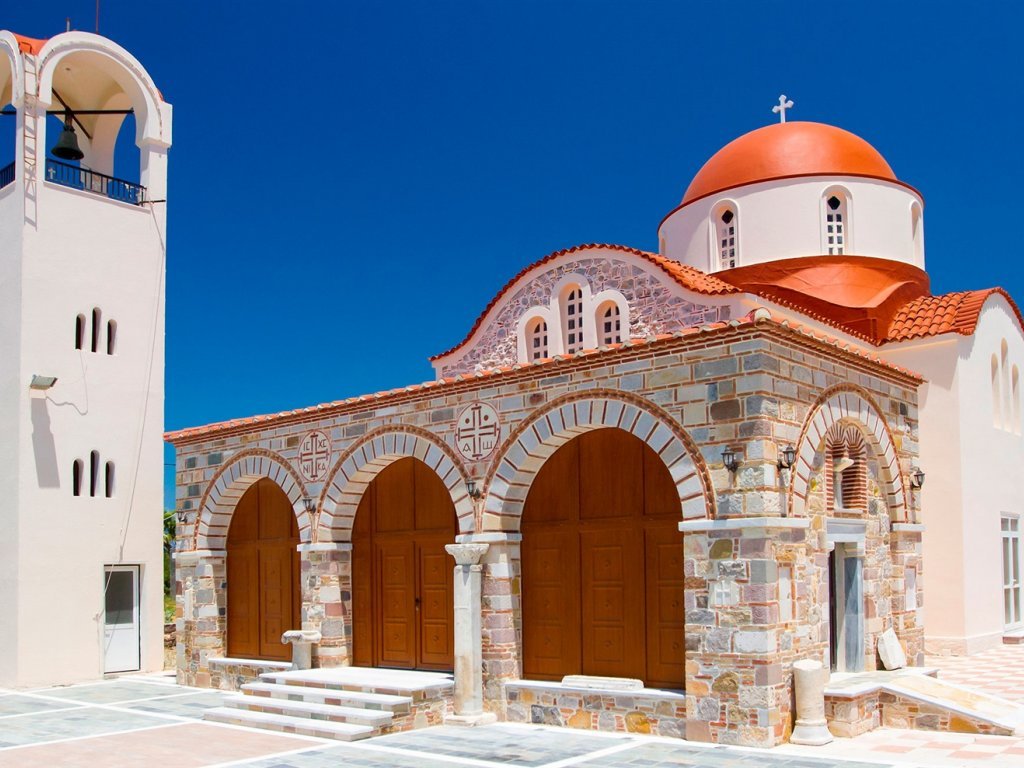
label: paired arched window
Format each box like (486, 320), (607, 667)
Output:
(716, 207), (737, 269)
(563, 286), (585, 355)
(528, 318), (549, 361)
(598, 301), (622, 346)
(105, 461), (116, 498)
(824, 193), (848, 255)
(74, 309), (117, 354)
(72, 459), (83, 497)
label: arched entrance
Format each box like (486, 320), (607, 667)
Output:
(352, 457), (456, 670)
(226, 478), (300, 661)
(521, 428), (684, 687)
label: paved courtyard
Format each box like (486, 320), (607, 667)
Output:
(1, 656), (1024, 768)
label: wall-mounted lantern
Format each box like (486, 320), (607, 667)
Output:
(466, 480), (483, 500)
(909, 467), (925, 490)
(721, 447), (741, 474)
(777, 445), (797, 471)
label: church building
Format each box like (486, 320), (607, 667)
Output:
(167, 111), (1024, 745)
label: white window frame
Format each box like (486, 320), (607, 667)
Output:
(712, 204), (738, 270)
(1003, 514), (1022, 630)
(821, 187), (852, 256)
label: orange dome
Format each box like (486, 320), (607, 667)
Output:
(682, 122), (897, 205)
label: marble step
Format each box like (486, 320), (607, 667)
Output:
(260, 667), (453, 701)
(224, 693), (394, 727)
(203, 706), (376, 741)
(241, 681), (412, 713)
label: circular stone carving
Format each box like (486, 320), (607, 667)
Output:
(298, 429), (332, 482)
(455, 402), (501, 462)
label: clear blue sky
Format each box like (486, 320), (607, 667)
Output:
(4, 1), (1023, 509)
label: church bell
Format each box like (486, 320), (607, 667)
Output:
(51, 115), (84, 161)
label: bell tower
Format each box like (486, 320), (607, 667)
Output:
(0, 30), (171, 687)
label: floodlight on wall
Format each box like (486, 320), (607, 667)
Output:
(175, 508), (188, 523)
(29, 374), (58, 390)
(777, 445), (797, 471)
(910, 467), (925, 490)
(466, 480), (482, 500)
(302, 496), (316, 515)
(721, 447), (741, 474)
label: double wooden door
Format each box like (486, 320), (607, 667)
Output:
(226, 478), (300, 661)
(521, 429), (685, 688)
(352, 458), (455, 670)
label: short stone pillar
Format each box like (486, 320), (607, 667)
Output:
(282, 629), (322, 670)
(445, 542), (496, 725)
(790, 659), (833, 745)
(172, 549), (227, 688)
(297, 542), (352, 667)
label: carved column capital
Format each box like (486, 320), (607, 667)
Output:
(445, 542), (489, 566)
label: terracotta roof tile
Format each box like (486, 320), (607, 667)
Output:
(430, 243), (738, 361)
(166, 309), (918, 444)
(886, 288), (1022, 342)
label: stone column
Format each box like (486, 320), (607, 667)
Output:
(297, 542), (352, 668)
(172, 549), (226, 688)
(445, 542), (496, 724)
(790, 659), (833, 745)
(469, 532), (522, 712)
(680, 517), (812, 748)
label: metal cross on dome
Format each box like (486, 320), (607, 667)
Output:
(772, 94), (794, 123)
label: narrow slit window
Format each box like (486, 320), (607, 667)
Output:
(75, 314), (85, 350)
(91, 308), (101, 353)
(564, 288), (585, 354)
(825, 195), (847, 255)
(72, 459), (83, 497)
(599, 303), (621, 345)
(529, 319), (549, 361)
(105, 461), (115, 498)
(717, 208), (737, 269)
(89, 450), (99, 497)
(993, 354), (1003, 429)
(106, 320), (117, 355)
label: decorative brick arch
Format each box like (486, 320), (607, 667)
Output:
(316, 425), (474, 542)
(789, 386), (907, 520)
(192, 449), (312, 550)
(482, 390), (712, 530)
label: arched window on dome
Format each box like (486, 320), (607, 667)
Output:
(562, 285), (585, 354)
(528, 318), (549, 361)
(715, 207), (738, 269)
(911, 202), (924, 263)
(596, 301), (622, 346)
(824, 192), (849, 255)
(1013, 365), (1021, 435)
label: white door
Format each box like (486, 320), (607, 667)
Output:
(103, 565), (141, 673)
(1003, 516), (1022, 629)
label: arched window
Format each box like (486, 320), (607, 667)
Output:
(826, 427), (867, 512)
(528, 318), (549, 361)
(72, 459), (83, 497)
(911, 202), (924, 262)
(105, 461), (115, 498)
(993, 354), (1003, 429)
(597, 301), (622, 345)
(825, 194), (848, 255)
(75, 314), (85, 350)
(89, 450), (100, 497)
(1014, 365), (1021, 435)
(716, 207), (737, 269)
(1003, 340), (1011, 430)
(106, 320), (117, 355)
(563, 286), (585, 354)
(91, 308), (101, 353)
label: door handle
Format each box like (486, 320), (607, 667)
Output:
(415, 597), (421, 610)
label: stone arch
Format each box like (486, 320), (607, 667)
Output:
(193, 449), (311, 550)
(789, 385), (907, 520)
(316, 424), (474, 542)
(482, 390), (712, 530)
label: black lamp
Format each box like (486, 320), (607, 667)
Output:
(910, 467), (925, 489)
(466, 480), (482, 500)
(778, 444), (797, 471)
(721, 447), (740, 473)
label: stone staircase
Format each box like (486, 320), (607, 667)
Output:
(204, 667), (454, 741)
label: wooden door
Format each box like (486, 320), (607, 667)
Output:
(227, 478), (300, 661)
(352, 458), (455, 670)
(521, 429), (685, 688)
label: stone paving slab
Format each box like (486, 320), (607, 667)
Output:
(0, 707), (169, 748)
(117, 691), (230, 718)
(0, 693), (86, 717)
(27, 679), (186, 704)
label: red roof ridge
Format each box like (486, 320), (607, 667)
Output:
(166, 308), (919, 444)
(429, 243), (739, 362)
(886, 287), (1024, 343)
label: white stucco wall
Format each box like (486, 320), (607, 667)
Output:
(879, 295), (1024, 654)
(659, 176), (924, 273)
(0, 30), (169, 687)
